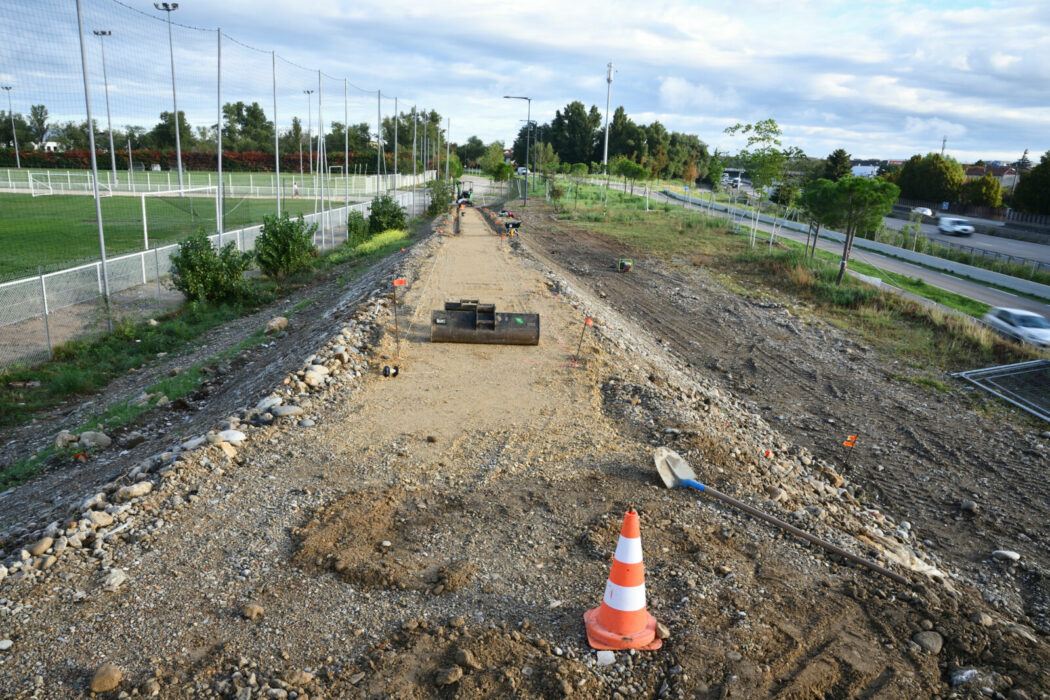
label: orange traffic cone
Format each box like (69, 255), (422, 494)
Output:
(584, 509), (662, 650)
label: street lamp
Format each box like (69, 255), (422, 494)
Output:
(93, 30), (118, 186)
(503, 95), (530, 205)
(1, 86), (20, 168)
(154, 2), (183, 192)
(303, 89), (314, 176)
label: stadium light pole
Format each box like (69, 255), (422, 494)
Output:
(93, 30), (118, 186)
(154, 3), (184, 193)
(503, 95), (530, 206)
(1, 86), (20, 168)
(303, 89), (314, 178)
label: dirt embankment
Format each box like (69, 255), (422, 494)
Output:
(0, 205), (1046, 699)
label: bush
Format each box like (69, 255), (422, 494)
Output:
(256, 213), (318, 279)
(347, 210), (368, 246)
(169, 229), (252, 302)
(369, 194), (406, 233)
(426, 178), (454, 217)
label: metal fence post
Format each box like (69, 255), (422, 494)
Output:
(38, 266), (53, 360)
(154, 243), (162, 300)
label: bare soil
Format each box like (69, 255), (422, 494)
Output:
(0, 202), (1047, 699)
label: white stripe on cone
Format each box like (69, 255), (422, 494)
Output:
(614, 535), (643, 565)
(603, 579), (647, 612)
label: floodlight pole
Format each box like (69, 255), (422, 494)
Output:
(93, 31), (118, 185)
(603, 61), (613, 206)
(412, 106), (417, 215)
(155, 3), (184, 194)
(376, 90), (381, 196)
(344, 78), (349, 215)
(393, 96), (398, 190)
(1, 87), (20, 168)
(272, 51), (280, 217)
(503, 95), (530, 205)
(445, 117), (450, 180)
(303, 89), (314, 178)
(75, 0), (112, 331)
(216, 27), (223, 234)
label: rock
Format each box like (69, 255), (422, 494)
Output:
(298, 418), (315, 428)
(55, 430), (79, 449)
(218, 430), (246, 446)
(455, 648), (482, 670)
(271, 405), (303, 418)
(81, 492), (106, 510)
(970, 612), (994, 627)
(88, 511), (115, 528)
(28, 537), (53, 556)
(242, 603), (264, 621)
(349, 672), (365, 685)
(123, 431), (147, 448)
(90, 663), (123, 693)
(426, 435), (438, 443)
(180, 437), (207, 451)
(992, 550), (1020, 562)
(960, 500), (977, 513)
(284, 670), (314, 686)
(912, 630), (943, 654)
(951, 668), (980, 686)
(116, 481), (153, 502)
(435, 666), (463, 686)
(78, 431), (112, 449)
(0, 640), (12, 651)
(656, 622), (671, 640)
(102, 568), (128, 592)
(303, 372), (326, 388)
(596, 650), (615, 666)
(256, 396), (282, 412)
(219, 442), (238, 459)
(267, 689), (288, 699)
(0, 565), (7, 583)
(265, 316), (288, 334)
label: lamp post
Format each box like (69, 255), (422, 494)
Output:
(93, 30), (118, 186)
(503, 95), (530, 206)
(1, 86), (20, 168)
(154, 2), (183, 192)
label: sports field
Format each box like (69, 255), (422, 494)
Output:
(0, 192), (321, 280)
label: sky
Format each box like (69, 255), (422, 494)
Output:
(1, 0), (1047, 163)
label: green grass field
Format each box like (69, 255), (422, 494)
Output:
(0, 167), (396, 192)
(0, 192), (322, 280)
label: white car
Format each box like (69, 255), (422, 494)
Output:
(911, 206), (933, 218)
(516, 167), (530, 175)
(938, 217), (975, 236)
(982, 307), (1050, 347)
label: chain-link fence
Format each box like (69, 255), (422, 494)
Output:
(0, 0), (448, 368)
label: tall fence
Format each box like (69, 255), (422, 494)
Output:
(0, 188), (429, 368)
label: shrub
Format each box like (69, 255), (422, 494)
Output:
(347, 210), (368, 246)
(425, 178), (454, 217)
(256, 213), (317, 279)
(369, 194), (406, 233)
(170, 229), (252, 302)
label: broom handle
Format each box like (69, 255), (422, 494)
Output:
(679, 479), (910, 586)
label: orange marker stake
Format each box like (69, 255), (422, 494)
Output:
(392, 278), (406, 357)
(573, 317), (594, 366)
(842, 434), (858, 470)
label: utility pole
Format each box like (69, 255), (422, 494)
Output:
(1011, 148), (1028, 197)
(503, 95), (531, 205)
(154, 2), (183, 193)
(603, 61), (613, 175)
(940, 135), (946, 157)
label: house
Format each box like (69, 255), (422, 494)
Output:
(964, 164), (1024, 190)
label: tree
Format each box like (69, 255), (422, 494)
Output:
(479, 141), (505, 176)
(800, 178), (843, 259)
(53, 120), (95, 151)
(256, 213), (317, 279)
(724, 118), (792, 245)
(703, 151), (725, 186)
(222, 101), (273, 152)
(149, 110), (195, 151)
(607, 106), (645, 161)
(570, 162), (588, 209)
(549, 101), (601, 165)
(816, 177), (900, 284)
(823, 148), (852, 181)
(1, 111), (31, 152)
(28, 105), (48, 148)
(895, 153), (965, 203)
(447, 152), (464, 179)
(1011, 150), (1050, 214)
(960, 174), (1003, 208)
(456, 135), (486, 167)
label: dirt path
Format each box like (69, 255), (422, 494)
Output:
(0, 206), (1047, 698)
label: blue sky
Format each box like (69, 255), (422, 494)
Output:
(1, 0), (1046, 162)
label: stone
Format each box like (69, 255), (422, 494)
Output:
(454, 648), (482, 670)
(0, 565), (7, 583)
(28, 537), (53, 556)
(242, 603), (265, 621)
(81, 493), (106, 511)
(298, 419), (315, 428)
(256, 396), (283, 412)
(435, 666), (463, 685)
(116, 481), (153, 502)
(596, 650), (615, 666)
(960, 500), (977, 514)
(180, 437), (207, 451)
(123, 431), (147, 448)
(218, 430), (247, 446)
(951, 668), (980, 686)
(219, 442), (238, 459)
(656, 622), (671, 640)
(102, 568), (128, 592)
(992, 550), (1020, 562)
(0, 640), (12, 651)
(267, 689), (288, 699)
(55, 430), (79, 449)
(349, 672), (365, 685)
(78, 431), (112, 449)
(912, 631), (943, 654)
(284, 670), (314, 686)
(88, 511), (115, 528)
(271, 405), (304, 418)
(90, 663), (123, 693)
(303, 372), (326, 388)
(265, 316), (288, 334)
(970, 612), (994, 627)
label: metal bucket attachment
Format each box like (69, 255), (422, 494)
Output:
(505, 221), (521, 231)
(618, 258), (632, 272)
(431, 300), (540, 345)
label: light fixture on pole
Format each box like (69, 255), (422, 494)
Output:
(602, 62), (613, 175)
(1, 86), (20, 168)
(503, 95), (530, 206)
(303, 89), (314, 177)
(93, 30), (118, 186)
(154, 2), (183, 193)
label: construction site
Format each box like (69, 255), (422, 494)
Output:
(0, 190), (1049, 699)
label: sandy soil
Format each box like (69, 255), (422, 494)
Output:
(0, 203), (1047, 699)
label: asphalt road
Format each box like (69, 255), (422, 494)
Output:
(886, 219), (1050, 265)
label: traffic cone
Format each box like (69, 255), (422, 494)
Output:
(584, 509), (662, 650)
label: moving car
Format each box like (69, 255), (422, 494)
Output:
(911, 206), (933, 218)
(938, 216), (975, 236)
(982, 307), (1050, 347)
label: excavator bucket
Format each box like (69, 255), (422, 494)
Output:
(430, 300), (540, 345)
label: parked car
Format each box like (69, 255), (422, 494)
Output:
(938, 216), (975, 236)
(911, 206), (933, 218)
(516, 167), (530, 175)
(982, 307), (1050, 347)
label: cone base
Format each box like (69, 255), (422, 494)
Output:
(583, 606), (663, 651)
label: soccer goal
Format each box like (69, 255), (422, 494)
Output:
(30, 170), (115, 197)
(140, 186), (218, 248)
(28, 171), (53, 197)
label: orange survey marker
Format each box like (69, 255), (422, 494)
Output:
(584, 509), (662, 651)
(842, 434), (859, 469)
